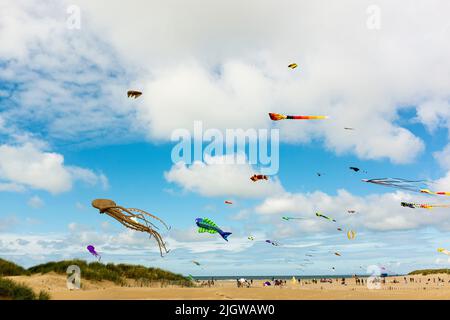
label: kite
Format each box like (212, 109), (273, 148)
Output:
(195, 218), (232, 241)
(420, 189), (450, 196)
(92, 199), (170, 257)
(269, 113), (328, 121)
(288, 63), (298, 69)
(192, 261), (201, 266)
(305, 254), (313, 257)
(248, 236), (255, 241)
(334, 252), (341, 257)
(400, 201), (450, 209)
(87, 245), (101, 261)
(250, 174), (268, 182)
(224, 200), (233, 205)
(337, 228), (343, 231)
(344, 127), (355, 130)
(362, 178), (431, 193)
(315, 212), (336, 222)
(347, 210), (357, 214)
(438, 248), (450, 256)
(282, 216), (305, 221)
(349, 167), (360, 172)
(265, 240), (280, 246)
(316, 172), (323, 177)
(188, 274), (195, 281)
(127, 90), (142, 99)
(332, 267), (336, 271)
(347, 230), (356, 240)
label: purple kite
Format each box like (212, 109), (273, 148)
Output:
(87, 245), (101, 261)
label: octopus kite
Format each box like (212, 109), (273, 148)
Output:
(91, 199), (170, 257)
(269, 113), (328, 121)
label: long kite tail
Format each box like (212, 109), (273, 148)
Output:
(288, 115), (328, 120)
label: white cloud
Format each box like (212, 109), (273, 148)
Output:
(2, 0), (449, 163)
(27, 195), (44, 209)
(0, 142), (108, 194)
(164, 154), (284, 198)
(255, 189), (450, 233)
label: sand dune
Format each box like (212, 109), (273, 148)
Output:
(6, 273), (450, 300)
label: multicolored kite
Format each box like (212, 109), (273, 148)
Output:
(438, 248), (450, 256)
(224, 200), (233, 205)
(195, 218), (232, 242)
(347, 230), (356, 240)
(268, 113), (328, 121)
(420, 189), (450, 196)
(401, 202), (450, 209)
(250, 174), (268, 182)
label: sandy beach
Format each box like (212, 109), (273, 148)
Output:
(6, 273), (450, 300)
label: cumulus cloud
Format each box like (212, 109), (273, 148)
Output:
(2, 0), (449, 163)
(164, 154), (284, 198)
(255, 189), (450, 233)
(0, 142), (108, 194)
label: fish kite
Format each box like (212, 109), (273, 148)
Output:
(250, 174), (268, 182)
(195, 218), (232, 241)
(438, 248), (450, 256)
(91, 199), (170, 257)
(347, 230), (356, 240)
(269, 113), (328, 121)
(315, 212), (336, 222)
(87, 245), (101, 261)
(127, 90), (142, 99)
(265, 240), (280, 246)
(288, 63), (298, 69)
(224, 200), (233, 205)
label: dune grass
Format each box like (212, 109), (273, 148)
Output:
(0, 258), (29, 276)
(0, 277), (50, 300)
(28, 259), (193, 287)
(408, 269), (450, 276)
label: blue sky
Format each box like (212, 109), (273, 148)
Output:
(1, 0), (450, 276)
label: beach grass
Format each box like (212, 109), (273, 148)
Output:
(27, 259), (193, 287)
(0, 277), (50, 300)
(0, 258), (29, 276)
